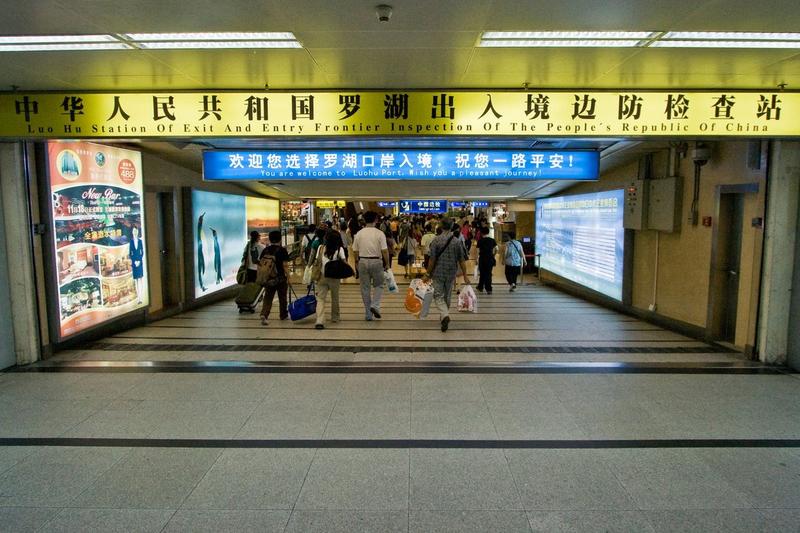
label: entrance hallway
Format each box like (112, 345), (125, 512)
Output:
(2, 285), (800, 531)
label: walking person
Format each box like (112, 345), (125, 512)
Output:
(313, 230), (347, 330)
(243, 230), (265, 283)
(476, 226), (497, 295)
(427, 218), (470, 332)
(352, 211), (390, 321)
(504, 232), (526, 292)
(259, 230), (291, 325)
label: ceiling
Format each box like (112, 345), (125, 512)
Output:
(3, 0), (780, 200)
(0, 0), (798, 91)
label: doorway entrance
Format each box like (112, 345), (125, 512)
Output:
(707, 183), (758, 345)
(155, 191), (180, 312)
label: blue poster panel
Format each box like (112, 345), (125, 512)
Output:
(399, 200), (448, 214)
(536, 189), (625, 301)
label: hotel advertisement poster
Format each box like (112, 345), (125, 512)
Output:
(47, 141), (148, 339)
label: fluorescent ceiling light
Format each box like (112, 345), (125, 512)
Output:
(483, 31), (655, 39)
(481, 39), (642, 47)
(663, 31), (800, 40)
(651, 40), (800, 48)
(0, 42), (131, 51)
(125, 32), (297, 41)
(138, 40), (302, 49)
(0, 34), (118, 44)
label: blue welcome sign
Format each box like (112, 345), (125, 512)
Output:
(399, 200), (447, 214)
(203, 150), (599, 181)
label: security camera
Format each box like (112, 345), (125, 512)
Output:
(376, 4), (392, 23)
(692, 143), (711, 166)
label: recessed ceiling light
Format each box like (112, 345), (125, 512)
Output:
(482, 31), (655, 39)
(0, 34), (119, 44)
(480, 39), (643, 47)
(0, 42), (132, 51)
(663, 31), (800, 40)
(138, 40), (302, 49)
(125, 32), (297, 41)
(651, 40), (800, 48)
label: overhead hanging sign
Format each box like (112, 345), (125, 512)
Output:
(0, 91), (797, 138)
(377, 202), (397, 207)
(472, 201), (490, 208)
(203, 150), (599, 180)
(316, 200), (346, 208)
(399, 200), (448, 214)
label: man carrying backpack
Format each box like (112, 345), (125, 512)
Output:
(504, 232), (526, 292)
(258, 230), (291, 326)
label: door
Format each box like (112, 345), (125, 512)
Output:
(156, 192), (180, 309)
(710, 192), (745, 343)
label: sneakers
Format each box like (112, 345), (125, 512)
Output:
(370, 307), (382, 319)
(261, 317), (269, 326)
(510, 284), (516, 292)
(315, 323), (325, 330)
(440, 316), (450, 332)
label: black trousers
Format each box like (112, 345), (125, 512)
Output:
(505, 265), (521, 286)
(477, 258), (494, 292)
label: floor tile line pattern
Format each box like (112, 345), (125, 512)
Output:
(9, 360), (783, 375)
(1, 438), (799, 449)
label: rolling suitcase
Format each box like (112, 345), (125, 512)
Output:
(236, 282), (264, 313)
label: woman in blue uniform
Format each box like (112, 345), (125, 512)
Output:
(129, 225), (145, 304)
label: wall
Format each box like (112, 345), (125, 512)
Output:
(0, 184), (15, 369)
(562, 141), (767, 349)
(788, 184), (800, 370)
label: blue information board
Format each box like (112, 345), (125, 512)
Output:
(377, 201), (397, 208)
(472, 201), (490, 208)
(449, 201), (465, 208)
(399, 200), (447, 214)
(203, 150), (599, 181)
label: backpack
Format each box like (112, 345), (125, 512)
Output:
(303, 236), (320, 263)
(256, 247), (283, 287)
(505, 240), (522, 265)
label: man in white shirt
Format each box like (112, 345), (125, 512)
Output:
(352, 211), (390, 321)
(420, 226), (437, 271)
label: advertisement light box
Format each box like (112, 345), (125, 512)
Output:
(536, 189), (625, 301)
(47, 141), (147, 339)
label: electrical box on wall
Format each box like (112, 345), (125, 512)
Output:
(647, 177), (682, 233)
(623, 179), (647, 230)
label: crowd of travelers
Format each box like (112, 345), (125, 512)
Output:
(241, 210), (527, 332)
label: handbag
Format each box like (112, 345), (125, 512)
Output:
(288, 284), (317, 321)
(397, 247), (409, 266)
(236, 264), (247, 285)
(324, 255), (355, 279)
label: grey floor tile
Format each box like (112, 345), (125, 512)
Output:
(487, 400), (587, 440)
(602, 449), (754, 510)
(182, 449), (315, 510)
(62, 401), (157, 439)
(412, 375), (484, 402)
(527, 510), (655, 532)
(324, 399), (410, 439)
(286, 510), (408, 533)
(261, 375), (345, 403)
(411, 510), (532, 532)
(478, 375), (560, 403)
(757, 509), (800, 532)
(143, 401), (259, 439)
(0, 447), (34, 476)
(0, 447), (130, 507)
(121, 374), (270, 402)
(39, 508), (174, 533)
(72, 448), (222, 509)
(559, 398), (684, 439)
(505, 450), (637, 511)
(235, 399), (334, 439)
(411, 401), (498, 439)
(0, 507), (61, 533)
(164, 510), (290, 533)
(694, 448), (800, 509)
(0, 374), (85, 400)
(0, 399), (107, 437)
(295, 449), (408, 510)
(645, 509), (773, 533)
(339, 375), (411, 403)
(410, 449), (523, 511)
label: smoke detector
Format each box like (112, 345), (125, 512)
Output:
(376, 4), (393, 23)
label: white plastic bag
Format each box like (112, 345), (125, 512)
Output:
(458, 284), (478, 313)
(384, 269), (398, 294)
(409, 278), (434, 319)
(302, 264), (313, 285)
(472, 264), (480, 283)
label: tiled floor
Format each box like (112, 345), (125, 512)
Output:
(2, 282), (799, 531)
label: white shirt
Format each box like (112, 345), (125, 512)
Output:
(352, 226), (388, 258)
(319, 246), (346, 267)
(420, 233), (436, 255)
(246, 243), (266, 270)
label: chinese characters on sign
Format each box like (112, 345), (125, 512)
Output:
(399, 200), (448, 214)
(1, 91), (796, 138)
(203, 150), (599, 181)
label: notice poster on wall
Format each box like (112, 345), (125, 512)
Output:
(536, 189), (625, 300)
(47, 141), (147, 339)
(192, 191), (279, 298)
